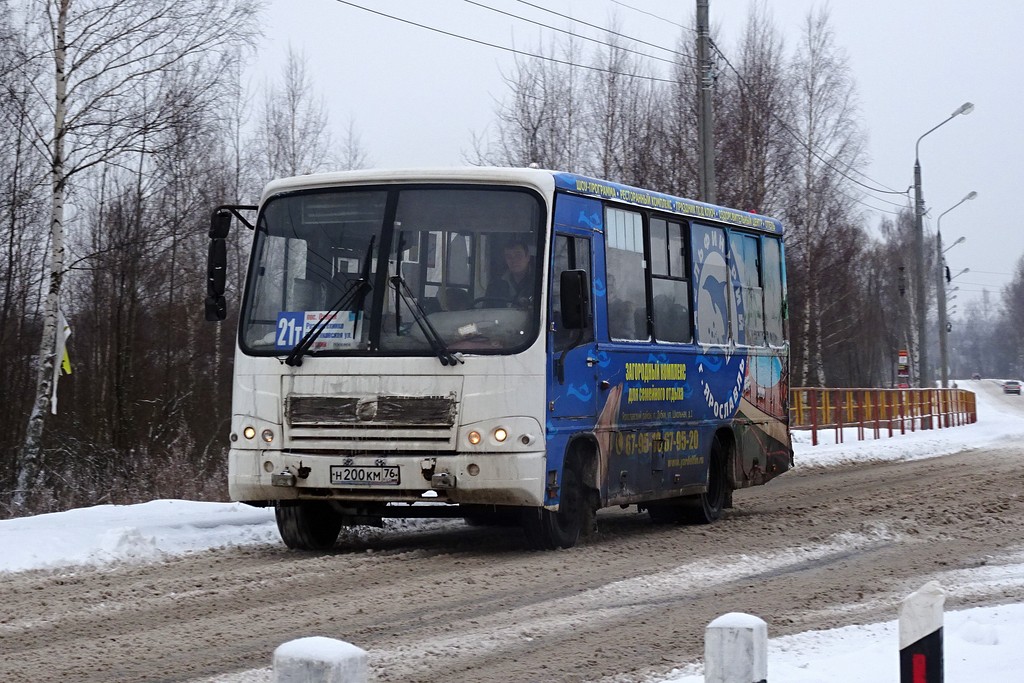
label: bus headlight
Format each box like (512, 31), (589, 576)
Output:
(243, 426), (256, 440)
(261, 429), (275, 444)
(468, 431), (482, 445)
(493, 428), (508, 443)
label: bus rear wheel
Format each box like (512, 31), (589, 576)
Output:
(275, 501), (343, 551)
(680, 434), (728, 524)
(522, 458), (585, 550)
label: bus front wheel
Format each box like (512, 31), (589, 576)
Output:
(522, 458), (585, 550)
(275, 501), (343, 551)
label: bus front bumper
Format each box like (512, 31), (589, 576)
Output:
(228, 448), (548, 507)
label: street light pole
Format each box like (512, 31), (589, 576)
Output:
(913, 101), (974, 388)
(936, 191), (977, 388)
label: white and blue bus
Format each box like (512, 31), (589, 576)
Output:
(206, 167), (791, 550)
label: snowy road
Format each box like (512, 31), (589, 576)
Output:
(2, 381), (1023, 683)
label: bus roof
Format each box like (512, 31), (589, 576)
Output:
(260, 167), (557, 203)
(259, 167), (783, 235)
(553, 172), (784, 235)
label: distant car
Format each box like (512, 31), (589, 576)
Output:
(972, 373), (981, 380)
(1003, 380), (1021, 395)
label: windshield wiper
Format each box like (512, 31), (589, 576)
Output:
(390, 275), (463, 366)
(394, 230), (405, 335)
(285, 236), (375, 367)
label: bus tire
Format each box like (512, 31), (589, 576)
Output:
(521, 458), (584, 550)
(680, 433), (728, 525)
(275, 501), (343, 551)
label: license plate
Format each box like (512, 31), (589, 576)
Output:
(330, 465), (401, 486)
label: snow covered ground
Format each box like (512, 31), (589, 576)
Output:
(3, 379), (1023, 681)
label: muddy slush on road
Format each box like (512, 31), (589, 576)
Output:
(2, 429), (1024, 682)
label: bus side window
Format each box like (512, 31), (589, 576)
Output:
(762, 236), (785, 345)
(605, 207), (649, 341)
(691, 223), (730, 345)
(730, 232), (765, 346)
(650, 218), (692, 343)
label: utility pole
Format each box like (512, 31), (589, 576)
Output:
(936, 192), (975, 388)
(913, 159), (927, 388)
(935, 230), (947, 386)
(696, 0), (715, 204)
(912, 102), (974, 390)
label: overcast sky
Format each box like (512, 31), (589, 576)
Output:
(249, 0), (1024, 313)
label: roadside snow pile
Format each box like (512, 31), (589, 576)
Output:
(1, 499), (277, 573)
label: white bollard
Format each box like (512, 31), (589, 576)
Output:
(704, 612), (767, 683)
(273, 636), (368, 683)
(898, 581), (945, 682)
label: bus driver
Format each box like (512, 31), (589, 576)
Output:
(486, 238), (534, 306)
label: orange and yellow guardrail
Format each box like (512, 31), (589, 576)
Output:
(789, 388), (977, 446)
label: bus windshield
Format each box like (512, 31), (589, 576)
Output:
(240, 185), (544, 357)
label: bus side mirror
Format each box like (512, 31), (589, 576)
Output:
(205, 237), (227, 321)
(559, 269), (589, 330)
(205, 205), (255, 321)
(210, 209), (232, 238)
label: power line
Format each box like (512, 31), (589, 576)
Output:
(710, 39), (910, 200)
(333, 0), (678, 83)
(840, 188), (908, 216)
(463, 0), (681, 67)
(513, 0), (684, 58)
(713, 40), (907, 199)
(857, 186), (918, 210)
(607, 1), (912, 207)
(335, 0), (938, 212)
(836, 180), (913, 212)
(609, 0), (693, 33)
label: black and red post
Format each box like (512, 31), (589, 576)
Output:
(899, 581), (945, 683)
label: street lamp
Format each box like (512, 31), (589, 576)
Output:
(914, 101), (974, 388)
(949, 267), (969, 280)
(936, 190), (977, 388)
(937, 237), (962, 253)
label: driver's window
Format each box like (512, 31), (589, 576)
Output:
(551, 234), (593, 352)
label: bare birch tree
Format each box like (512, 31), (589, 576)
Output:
(588, 28), (635, 180)
(469, 36), (585, 171)
(999, 257), (1024, 377)
(12, 0), (259, 510)
(0, 6), (51, 486)
(337, 116), (370, 171)
(784, 6), (866, 386)
(662, 31), (701, 198)
(714, 2), (793, 214)
(255, 46), (333, 182)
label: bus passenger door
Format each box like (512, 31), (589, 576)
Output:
(548, 233), (597, 421)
